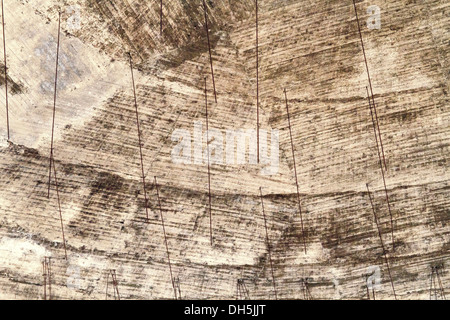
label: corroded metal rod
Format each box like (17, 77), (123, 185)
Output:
(154, 176), (177, 300)
(48, 11), (62, 198)
(129, 53), (150, 222)
(365, 275), (370, 300)
(202, 0), (217, 103)
(435, 267), (446, 300)
(353, 0), (387, 171)
(237, 279), (250, 300)
(52, 157), (68, 260)
(366, 183), (397, 300)
(284, 89), (307, 254)
(106, 270), (120, 300)
(256, 0), (259, 163)
(42, 260), (46, 300)
(160, 0), (163, 37)
(259, 187), (277, 300)
(105, 272), (109, 300)
(111, 270), (120, 300)
(42, 257), (52, 300)
(366, 87), (395, 251)
(204, 77), (213, 246)
(1, 0), (9, 141)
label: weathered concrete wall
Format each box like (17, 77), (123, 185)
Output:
(0, 0), (448, 299)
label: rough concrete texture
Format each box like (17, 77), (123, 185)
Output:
(0, 0), (448, 299)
